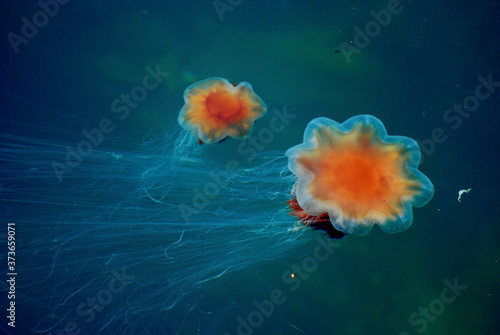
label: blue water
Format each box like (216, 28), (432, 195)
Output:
(1, 1), (499, 334)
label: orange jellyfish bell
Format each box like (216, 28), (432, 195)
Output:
(178, 77), (267, 144)
(286, 115), (434, 236)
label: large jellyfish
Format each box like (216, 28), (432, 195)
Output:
(0, 105), (434, 334)
(286, 115), (435, 236)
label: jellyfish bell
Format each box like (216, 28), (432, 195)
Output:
(286, 114), (435, 236)
(177, 77), (267, 145)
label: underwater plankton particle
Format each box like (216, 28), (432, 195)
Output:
(286, 115), (435, 236)
(178, 77), (267, 144)
(457, 188), (471, 202)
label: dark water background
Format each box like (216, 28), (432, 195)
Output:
(1, 1), (499, 334)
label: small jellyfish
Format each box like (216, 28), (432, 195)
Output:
(286, 115), (434, 236)
(178, 77), (267, 144)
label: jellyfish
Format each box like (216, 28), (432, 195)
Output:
(1, 100), (434, 334)
(177, 77), (267, 145)
(286, 115), (434, 236)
